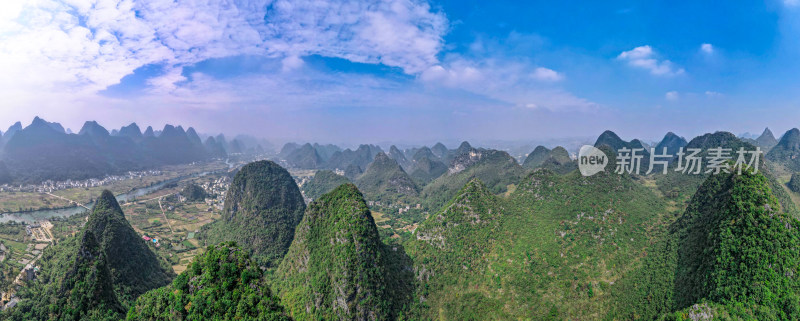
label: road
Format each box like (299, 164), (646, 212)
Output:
(157, 196), (175, 234)
(43, 192), (90, 210)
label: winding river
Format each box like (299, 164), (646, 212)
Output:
(0, 170), (222, 224)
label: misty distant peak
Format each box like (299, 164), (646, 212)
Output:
(79, 120), (110, 137)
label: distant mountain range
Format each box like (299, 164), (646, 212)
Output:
(0, 117), (266, 184)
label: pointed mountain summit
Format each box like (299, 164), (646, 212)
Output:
(522, 145), (551, 169)
(128, 243), (291, 321)
(200, 160), (306, 267)
(203, 136), (227, 158)
(78, 120), (110, 138)
(185, 127), (203, 146)
(594, 130), (627, 150)
(118, 122), (142, 140)
(431, 142), (448, 159)
(285, 143), (323, 169)
(312, 143), (341, 162)
(753, 127), (778, 150)
(325, 144), (383, 170)
(766, 128), (800, 171)
(594, 130), (651, 173)
(356, 152), (419, 201)
(275, 184), (407, 320)
(85, 190), (174, 302)
(279, 142), (300, 158)
(388, 145), (413, 171)
(654, 132), (687, 156)
(143, 126), (155, 137)
(454, 141), (473, 156)
(4, 121), (22, 139)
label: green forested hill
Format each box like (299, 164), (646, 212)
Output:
(616, 169), (800, 320)
(3, 191), (171, 320)
(407, 169), (670, 319)
(767, 128), (800, 171)
(356, 152), (419, 202)
(274, 183), (412, 320)
(200, 160), (306, 267)
(126, 242), (292, 321)
(421, 148), (524, 211)
(301, 169), (350, 200)
(85, 190), (174, 303)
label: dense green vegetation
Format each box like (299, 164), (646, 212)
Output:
(301, 169), (350, 200)
(200, 160), (306, 267)
(421, 148), (524, 211)
(767, 128), (800, 171)
(618, 169), (800, 320)
(181, 183), (207, 202)
(789, 172), (800, 193)
(8, 130), (800, 320)
(85, 190), (175, 303)
(274, 183), (412, 320)
(356, 152), (419, 202)
(127, 242), (291, 321)
(3, 190), (172, 320)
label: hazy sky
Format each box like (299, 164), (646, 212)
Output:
(2, 0), (800, 144)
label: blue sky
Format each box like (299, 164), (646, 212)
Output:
(1, 0), (799, 145)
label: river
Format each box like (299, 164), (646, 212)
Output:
(0, 170), (222, 224)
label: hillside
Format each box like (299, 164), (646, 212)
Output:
(617, 169), (800, 320)
(523, 146), (575, 174)
(285, 143), (324, 169)
(406, 179), (506, 319)
(274, 184), (412, 320)
(326, 144), (383, 171)
(421, 147), (524, 211)
(200, 160), (306, 267)
(407, 168), (671, 319)
(356, 152), (419, 202)
(756, 127), (779, 149)
(767, 128), (800, 171)
(654, 132), (687, 156)
(522, 145), (551, 169)
(4, 191), (172, 320)
(594, 130), (651, 172)
(84, 190), (174, 303)
(127, 242), (292, 321)
(409, 153), (448, 185)
(301, 169), (351, 200)
(5, 231), (125, 320)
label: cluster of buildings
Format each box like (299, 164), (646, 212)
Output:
(198, 176), (231, 211)
(141, 235), (161, 247)
(0, 170), (163, 193)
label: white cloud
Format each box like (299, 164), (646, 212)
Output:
(617, 45), (685, 76)
(665, 91), (679, 101)
(0, 0), (448, 107)
(705, 91), (723, 98)
(531, 67), (564, 82)
(420, 57), (595, 111)
(281, 55), (304, 72)
(700, 43), (713, 54)
(785, 0), (799, 7)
